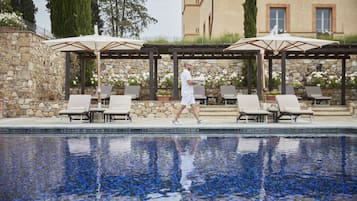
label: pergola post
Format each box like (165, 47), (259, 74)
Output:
(247, 58), (252, 94)
(281, 52), (286, 94)
(341, 58), (346, 105)
(80, 55), (86, 94)
(149, 51), (155, 100)
(257, 53), (262, 100)
(154, 58), (158, 100)
(65, 52), (71, 100)
(173, 52), (179, 100)
(268, 57), (273, 91)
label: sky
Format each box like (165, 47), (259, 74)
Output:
(33, 0), (182, 40)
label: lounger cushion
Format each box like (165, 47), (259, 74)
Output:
(110, 107), (129, 110)
(59, 109), (87, 114)
(281, 106), (300, 112)
(283, 108), (313, 115)
(223, 95), (236, 99)
(311, 95), (331, 99)
(240, 109), (270, 115)
(69, 106), (86, 110)
(104, 109), (129, 114)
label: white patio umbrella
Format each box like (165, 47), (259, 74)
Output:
(224, 32), (337, 54)
(224, 27), (338, 97)
(44, 26), (143, 108)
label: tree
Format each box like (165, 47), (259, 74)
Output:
(92, 0), (104, 34)
(243, 0), (257, 38)
(0, 0), (12, 12)
(47, 0), (95, 87)
(242, 0), (257, 87)
(0, 0), (26, 28)
(10, 0), (37, 24)
(47, 0), (93, 37)
(99, 0), (157, 38)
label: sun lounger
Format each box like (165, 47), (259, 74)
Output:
(285, 85), (302, 100)
(305, 86), (331, 105)
(220, 85), (237, 105)
(194, 85), (207, 105)
(276, 95), (314, 122)
(91, 85), (112, 105)
(237, 94), (270, 123)
(124, 85), (141, 100)
(103, 95), (132, 122)
(59, 95), (91, 122)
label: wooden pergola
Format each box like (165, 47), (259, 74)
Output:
(66, 44), (357, 105)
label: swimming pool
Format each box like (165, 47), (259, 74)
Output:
(0, 135), (356, 201)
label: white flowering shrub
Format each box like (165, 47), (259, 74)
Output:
(271, 72), (281, 88)
(325, 75), (341, 88)
(159, 73), (174, 88)
(90, 73), (98, 86)
(293, 80), (303, 88)
(70, 76), (79, 87)
(307, 71), (327, 87)
(140, 72), (150, 87)
(0, 12), (25, 28)
(305, 71), (347, 88)
(127, 75), (142, 86)
(111, 74), (125, 87)
(347, 72), (357, 88)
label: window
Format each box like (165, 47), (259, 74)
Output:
(203, 23), (206, 36)
(316, 8), (331, 33)
(208, 15), (211, 37)
(270, 8), (286, 33)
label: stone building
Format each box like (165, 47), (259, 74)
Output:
(182, 0), (357, 39)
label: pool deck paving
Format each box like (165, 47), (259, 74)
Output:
(0, 116), (356, 136)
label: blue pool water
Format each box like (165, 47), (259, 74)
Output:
(0, 136), (356, 201)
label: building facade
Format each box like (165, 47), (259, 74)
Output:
(182, 0), (357, 39)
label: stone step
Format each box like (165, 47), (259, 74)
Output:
(199, 105), (237, 117)
(200, 107), (237, 112)
(313, 111), (351, 116)
(200, 111), (238, 117)
(311, 106), (351, 116)
(199, 105), (352, 117)
(311, 106), (349, 112)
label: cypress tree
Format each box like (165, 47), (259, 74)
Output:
(242, 0), (258, 87)
(47, 0), (94, 86)
(48, 0), (92, 37)
(243, 0), (257, 38)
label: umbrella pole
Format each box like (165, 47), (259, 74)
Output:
(257, 50), (265, 100)
(261, 51), (266, 90)
(96, 51), (102, 109)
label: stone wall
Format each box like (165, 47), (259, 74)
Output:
(98, 55), (357, 88)
(131, 101), (192, 118)
(0, 29), (65, 117)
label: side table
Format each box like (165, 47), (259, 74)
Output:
(89, 108), (106, 123)
(268, 108), (279, 123)
(206, 94), (218, 105)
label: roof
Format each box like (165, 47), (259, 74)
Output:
(76, 43), (357, 60)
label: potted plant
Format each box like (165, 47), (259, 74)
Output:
(265, 89), (281, 102)
(156, 89), (171, 102)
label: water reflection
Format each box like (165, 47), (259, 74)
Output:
(0, 136), (356, 200)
